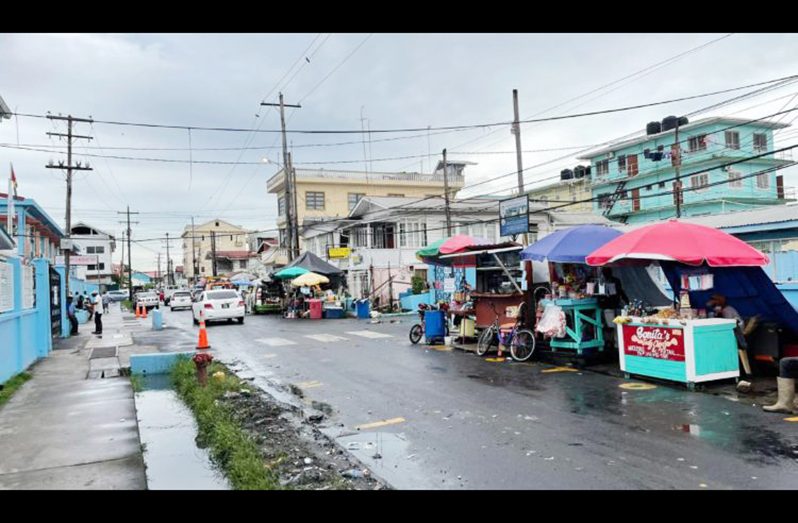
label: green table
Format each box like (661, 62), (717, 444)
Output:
(540, 297), (605, 355)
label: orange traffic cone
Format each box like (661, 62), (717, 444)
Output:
(197, 310), (211, 350)
(135, 303), (141, 318)
(142, 305), (148, 319)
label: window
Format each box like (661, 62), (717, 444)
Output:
(306, 191), (325, 210)
(728, 169), (742, 188)
(690, 172), (709, 191)
(598, 193), (612, 210)
(87, 263), (104, 271)
(201, 266), (205, 273)
(626, 154), (638, 177)
(239, 260), (247, 269)
(688, 134), (707, 152)
(631, 189), (640, 212)
(757, 172), (770, 189)
(725, 131), (740, 150)
(348, 193), (365, 211)
(387, 193), (405, 197)
(617, 155), (626, 171)
(753, 133), (768, 152)
(399, 221), (427, 248)
(278, 196), (285, 216)
(595, 159), (609, 177)
(659, 181), (666, 188)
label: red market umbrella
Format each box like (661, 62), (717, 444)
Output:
(585, 219), (769, 267)
(438, 235), (490, 255)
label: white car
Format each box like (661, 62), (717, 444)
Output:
(136, 292), (159, 310)
(192, 289), (245, 325)
(170, 290), (193, 311)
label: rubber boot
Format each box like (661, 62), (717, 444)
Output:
(763, 377), (796, 414)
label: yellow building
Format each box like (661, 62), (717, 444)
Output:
(181, 219), (251, 280)
(267, 164), (467, 248)
(526, 176), (592, 212)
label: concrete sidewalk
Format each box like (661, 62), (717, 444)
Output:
(0, 304), (147, 489)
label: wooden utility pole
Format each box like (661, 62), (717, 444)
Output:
(261, 94), (301, 260)
(45, 114), (93, 295)
(442, 149), (452, 236)
(191, 216), (198, 283)
(210, 230), (218, 277)
(164, 232), (172, 286)
(156, 252), (161, 285)
(119, 230), (125, 288)
(118, 206), (139, 301)
(674, 119), (683, 218)
(512, 89), (528, 245)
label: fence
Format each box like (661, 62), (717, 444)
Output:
(0, 258), (58, 385)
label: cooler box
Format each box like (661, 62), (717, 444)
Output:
(324, 307), (344, 319)
(357, 300), (370, 319)
(151, 309), (163, 330)
(308, 299), (323, 320)
(424, 310), (446, 339)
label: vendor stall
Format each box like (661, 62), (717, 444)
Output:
(587, 219), (776, 388)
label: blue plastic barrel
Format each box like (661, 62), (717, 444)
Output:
(151, 309), (163, 330)
(356, 299), (370, 319)
(424, 310), (445, 339)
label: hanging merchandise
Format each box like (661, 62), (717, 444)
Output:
(536, 304), (566, 338)
(680, 290), (691, 309)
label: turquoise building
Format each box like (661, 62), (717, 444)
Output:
(581, 117), (793, 224)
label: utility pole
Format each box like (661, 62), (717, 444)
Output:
(261, 94), (301, 260)
(118, 206), (139, 302)
(442, 149), (452, 236)
(210, 230), (218, 277)
(156, 252), (161, 285)
(45, 114), (93, 295)
(191, 217), (198, 284)
(164, 232), (172, 286)
(119, 230), (125, 289)
(674, 119), (683, 218)
(512, 89), (528, 245)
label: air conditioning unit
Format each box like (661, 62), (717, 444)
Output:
(607, 151), (615, 159)
(60, 239), (73, 250)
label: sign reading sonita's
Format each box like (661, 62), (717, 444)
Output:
(621, 324), (685, 361)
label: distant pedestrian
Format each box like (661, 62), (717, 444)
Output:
(67, 296), (79, 335)
(102, 292), (110, 314)
(76, 292), (84, 310)
(91, 291), (103, 335)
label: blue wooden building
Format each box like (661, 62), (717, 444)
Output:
(580, 117), (793, 224)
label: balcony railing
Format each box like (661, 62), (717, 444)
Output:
(267, 169), (464, 191)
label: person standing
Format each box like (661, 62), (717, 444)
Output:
(84, 291), (93, 321)
(67, 296), (79, 335)
(91, 291), (103, 335)
(102, 291), (110, 314)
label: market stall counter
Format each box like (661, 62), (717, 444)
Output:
(472, 292), (525, 328)
(539, 296), (604, 354)
(617, 316), (739, 389)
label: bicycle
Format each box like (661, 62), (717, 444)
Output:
(476, 302), (536, 361)
(409, 303), (450, 344)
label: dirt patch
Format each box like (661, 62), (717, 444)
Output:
(220, 388), (386, 490)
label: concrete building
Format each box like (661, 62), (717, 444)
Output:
(69, 222), (116, 288)
(302, 196), (609, 304)
(581, 117), (794, 224)
(267, 164), (468, 252)
(526, 176), (593, 212)
(181, 219), (252, 280)
(0, 193), (64, 264)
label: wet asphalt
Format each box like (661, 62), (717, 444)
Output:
(145, 308), (798, 490)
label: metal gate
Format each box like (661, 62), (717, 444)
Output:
(49, 267), (61, 337)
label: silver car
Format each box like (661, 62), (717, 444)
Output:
(170, 290), (193, 311)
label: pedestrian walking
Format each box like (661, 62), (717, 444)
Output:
(102, 291), (110, 314)
(91, 291), (103, 335)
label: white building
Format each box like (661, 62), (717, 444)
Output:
(70, 222), (116, 288)
(302, 196), (611, 303)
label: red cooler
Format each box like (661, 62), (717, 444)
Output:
(308, 299), (323, 320)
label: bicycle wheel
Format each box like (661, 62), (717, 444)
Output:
(510, 329), (536, 362)
(476, 325), (496, 356)
(409, 324), (423, 344)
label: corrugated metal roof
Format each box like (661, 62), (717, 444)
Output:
(680, 203), (798, 229)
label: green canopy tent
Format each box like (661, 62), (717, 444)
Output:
(274, 266), (309, 280)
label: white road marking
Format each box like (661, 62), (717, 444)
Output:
(255, 337), (297, 347)
(346, 330), (394, 339)
(304, 334), (349, 343)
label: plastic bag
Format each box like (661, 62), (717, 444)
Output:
(536, 304), (566, 338)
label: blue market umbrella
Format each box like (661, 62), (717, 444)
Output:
(521, 225), (622, 264)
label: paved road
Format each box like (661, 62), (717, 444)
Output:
(150, 308), (798, 489)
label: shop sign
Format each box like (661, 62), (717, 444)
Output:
(55, 255), (96, 265)
(327, 247), (351, 259)
(499, 195), (529, 237)
(622, 324), (685, 361)
(443, 278), (455, 293)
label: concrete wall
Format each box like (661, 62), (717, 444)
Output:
(0, 258), (54, 385)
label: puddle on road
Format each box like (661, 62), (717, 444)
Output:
(135, 375), (229, 490)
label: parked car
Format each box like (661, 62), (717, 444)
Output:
(107, 290), (128, 302)
(192, 289), (245, 325)
(135, 292), (159, 310)
(170, 290), (193, 311)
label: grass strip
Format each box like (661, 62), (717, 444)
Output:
(0, 372), (32, 407)
(171, 356), (279, 490)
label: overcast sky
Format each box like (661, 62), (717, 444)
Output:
(2, 33), (798, 271)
